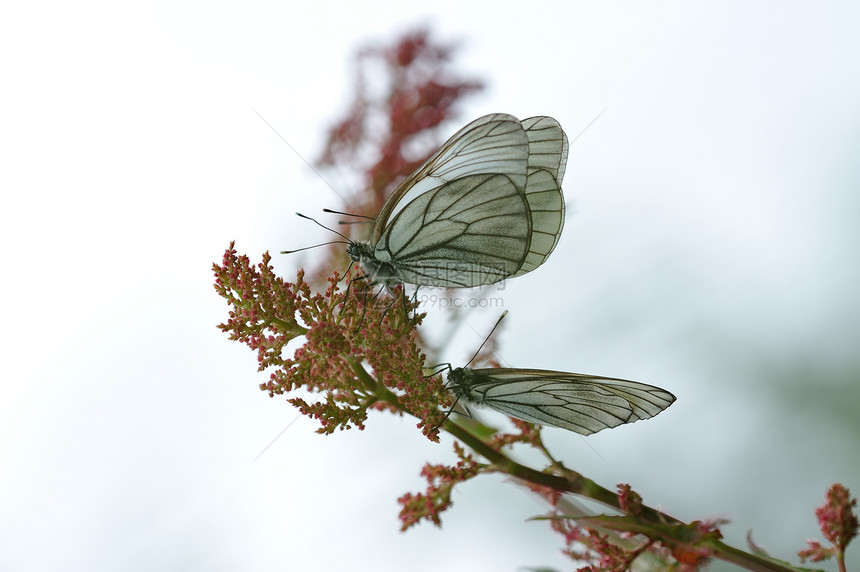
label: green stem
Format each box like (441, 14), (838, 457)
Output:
(837, 550), (847, 572)
(349, 358), (379, 393)
(443, 420), (675, 522)
(348, 361), (417, 414)
(271, 315), (307, 334)
(442, 419), (798, 572)
(443, 421), (619, 505)
(708, 540), (800, 572)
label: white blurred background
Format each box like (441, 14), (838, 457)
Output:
(2, 1), (859, 570)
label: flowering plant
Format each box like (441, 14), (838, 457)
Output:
(214, 28), (857, 572)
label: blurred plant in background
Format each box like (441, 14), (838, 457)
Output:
(799, 484), (859, 572)
(213, 27), (857, 572)
(309, 27), (483, 287)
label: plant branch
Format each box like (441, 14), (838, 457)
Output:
(711, 541), (804, 572)
(442, 419), (801, 572)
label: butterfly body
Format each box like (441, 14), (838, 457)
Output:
(346, 241), (400, 286)
(447, 367), (676, 435)
(348, 114), (568, 290)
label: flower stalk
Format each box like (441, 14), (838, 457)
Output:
(214, 246), (845, 571)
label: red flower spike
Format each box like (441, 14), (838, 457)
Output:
(214, 244), (454, 439)
(799, 483), (859, 566)
(489, 418), (542, 449)
(617, 483), (643, 517)
(397, 442), (482, 531)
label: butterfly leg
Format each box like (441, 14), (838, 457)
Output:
(376, 286), (397, 325)
(434, 396), (474, 432)
(353, 283), (372, 330)
(343, 273), (368, 304)
(403, 286), (420, 322)
(338, 260), (355, 284)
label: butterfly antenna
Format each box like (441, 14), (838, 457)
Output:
(322, 208), (375, 221)
(423, 363), (451, 378)
(280, 240), (348, 255)
(570, 107), (608, 146)
(294, 212), (352, 241)
(465, 310), (509, 367)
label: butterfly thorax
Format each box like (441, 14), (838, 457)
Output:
(447, 367), (483, 403)
(347, 241), (401, 286)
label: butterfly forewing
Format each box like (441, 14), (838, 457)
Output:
(448, 367), (676, 436)
(522, 116), (569, 184)
(371, 114), (530, 242)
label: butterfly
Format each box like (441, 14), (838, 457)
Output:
(445, 367), (676, 435)
(345, 113), (568, 290)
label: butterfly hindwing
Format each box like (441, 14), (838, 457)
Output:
(515, 169), (565, 276)
(377, 173), (531, 287)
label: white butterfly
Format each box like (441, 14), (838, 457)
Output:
(346, 113), (568, 289)
(446, 367), (676, 435)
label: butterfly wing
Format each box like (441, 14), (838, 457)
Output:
(365, 114), (568, 286)
(514, 169), (565, 277)
(522, 115), (569, 184)
(515, 117), (568, 275)
(375, 173), (531, 286)
(370, 114), (531, 244)
(451, 368), (675, 435)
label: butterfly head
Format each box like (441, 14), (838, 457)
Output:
(347, 241), (402, 288)
(346, 241), (371, 263)
(446, 367), (474, 398)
